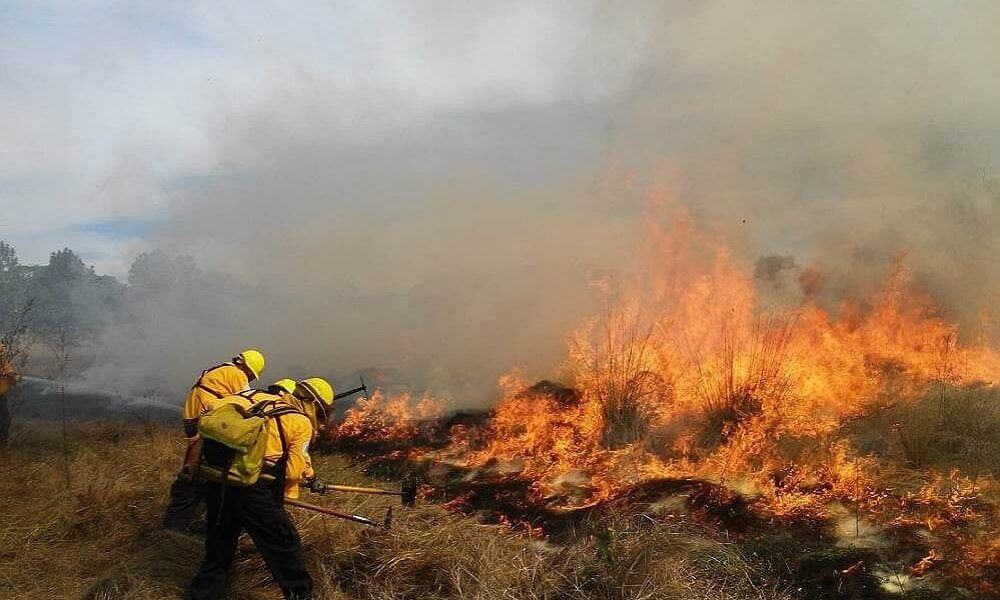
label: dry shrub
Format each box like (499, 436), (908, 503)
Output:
(331, 509), (565, 600)
(889, 384), (1000, 475)
(689, 316), (795, 448)
(563, 514), (791, 600)
(567, 305), (668, 450)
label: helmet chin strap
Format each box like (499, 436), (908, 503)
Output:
(314, 401), (329, 424)
(233, 358), (256, 381)
(293, 391), (328, 425)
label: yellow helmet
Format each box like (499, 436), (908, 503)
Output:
(233, 349), (265, 380)
(296, 377), (334, 407)
(269, 378), (296, 395)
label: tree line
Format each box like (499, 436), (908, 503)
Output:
(0, 240), (223, 357)
(0, 240), (236, 444)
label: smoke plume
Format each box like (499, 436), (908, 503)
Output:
(63, 1), (999, 405)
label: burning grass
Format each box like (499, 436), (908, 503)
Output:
(328, 389), (446, 454)
(320, 211), (1000, 596)
(1, 423), (800, 600)
(6, 210), (999, 597)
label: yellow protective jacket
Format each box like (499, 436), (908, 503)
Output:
(286, 395), (322, 443)
(0, 343), (17, 396)
(182, 363), (250, 439)
(226, 393), (316, 499)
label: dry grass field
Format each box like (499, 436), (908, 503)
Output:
(0, 422), (789, 600)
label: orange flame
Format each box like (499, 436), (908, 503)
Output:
(331, 195), (1000, 589)
(330, 389), (446, 444)
(446, 204), (998, 506)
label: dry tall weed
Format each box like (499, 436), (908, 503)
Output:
(686, 315), (796, 447)
(2, 423), (790, 600)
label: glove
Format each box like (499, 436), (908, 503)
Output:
(305, 477), (326, 495)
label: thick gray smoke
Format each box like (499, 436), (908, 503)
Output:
(603, 2), (1000, 328)
(74, 1), (999, 405)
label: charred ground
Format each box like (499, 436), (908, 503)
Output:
(330, 378), (1000, 599)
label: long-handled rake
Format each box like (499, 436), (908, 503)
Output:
(319, 478), (418, 507)
(286, 498), (394, 529)
(289, 478), (417, 528)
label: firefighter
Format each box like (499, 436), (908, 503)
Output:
(188, 377), (335, 600)
(237, 377), (297, 406)
(162, 349), (265, 532)
(288, 377), (336, 442)
(0, 342), (20, 447)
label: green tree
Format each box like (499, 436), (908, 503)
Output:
(31, 248), (124, 345)
(127, 250), (199, 300)
(27, 248), (124, 464)
(0, 241), (30, 332)
(0, 241), (32, 446)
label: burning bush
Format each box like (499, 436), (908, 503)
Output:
(688, 315), (796, 448)
(329, 389), (446, 450)
(291, 207), (1000, 594)
(565, 304), (666, 450)
(434, 214), (999, 501)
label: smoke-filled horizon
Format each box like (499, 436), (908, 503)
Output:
(2, 1), (998, 405)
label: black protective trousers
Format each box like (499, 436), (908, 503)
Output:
(188, 482), (313, 600)
(163, 473), (205, 532)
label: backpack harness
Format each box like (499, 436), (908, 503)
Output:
(191, 363), (234, 400)
(198, 396), (306, 522)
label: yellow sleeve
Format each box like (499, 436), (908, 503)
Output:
(281, 413), (316, 499)
(221, 366), (250, 395)
(182, 387), (213, 420)
(182, 387), (214, 438)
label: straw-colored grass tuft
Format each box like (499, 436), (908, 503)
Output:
(1, 423), (789, 600)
